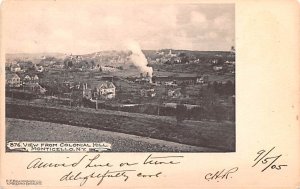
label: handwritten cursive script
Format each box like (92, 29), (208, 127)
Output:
(26, 154), (183, 186)
(252, 147), (287, 172)
(60, 169), (135, 186)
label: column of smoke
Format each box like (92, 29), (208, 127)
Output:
(127, 41), (153, 77)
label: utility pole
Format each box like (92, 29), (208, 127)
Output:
(157, 97), (163, 116)
(69, 93), (72, 107)
(96, 97), (98, 110)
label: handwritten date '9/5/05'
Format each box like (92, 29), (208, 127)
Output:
(252, 147), (287, 172)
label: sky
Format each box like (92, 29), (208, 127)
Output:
(2, 1), (235, 54)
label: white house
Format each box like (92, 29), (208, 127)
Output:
(6, 73), (21, 87)
(10, 64), (21, 72)
(140, 88), (156, 98)
(84, 81), (116, 99)
(213, 66), (223, 71)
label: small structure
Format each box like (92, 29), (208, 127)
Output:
(196, 75), (209, 84)
(6, 73), (21, 87)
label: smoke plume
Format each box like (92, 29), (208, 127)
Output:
(126, 41), (153, 77)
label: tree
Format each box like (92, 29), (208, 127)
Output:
(180, 83), (187, 97)
(175, 104), (187, 125)
(64, 59), (73, 68)
(91, 60), (95, 69)
(224, 80), (235, 96)
(213, 105), (225, 122)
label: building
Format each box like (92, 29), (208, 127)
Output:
(174, 76), (197, 85)
(165, 81), (178, 87)
(225, 60), (235, 65)
(24, 83), (47, 94)
(152, 76), (173, 85)
(135, 72), (152, 84)
(36, 65), (44, 72)
(140, 88), (156, 98)
(83, 81), (116, 100)
(10, 64), (21, 72)
(6, 73), (21, 87)
(213, 66), (223, 71)
(167, 49), (177, 57)
(196, 75), (209, 84)
(211, 59), (218, 65)
(20, 74), (39, 84)
(168, 88), (182, 98)
(23, 75), (32, 82)
(100, 66), (118, 72)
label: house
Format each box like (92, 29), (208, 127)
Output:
(165, 81), (178, 87)
(168, 88), (182, 98)
(135, 72), (152, 83)
(211, 59), (218, 65)
(10, 64), (21, 72)
(24, 83), (47, 94)
(22, 74), (32, 84)
(36, 65), (44, 72)
(52, 64), (64, 69)
(100, 66), (117, 72)
(83, 81), (116, 100)
(152, 76), (174, 85)
(6, 73), (21, 87)
(32, 74), (39, 83)
(19, 73), (39, 84)
(140, 88), (156, 98)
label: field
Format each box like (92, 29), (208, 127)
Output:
(6, 103), (235, 152)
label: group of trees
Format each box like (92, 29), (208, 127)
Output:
(63, 59), (96, 69)
(175, 104), (235, 124)
(207, 81), (235, 96)
(173, 81), (235, 124)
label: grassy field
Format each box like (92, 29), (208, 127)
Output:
(6, 103), (235, 151)
(6, 118), (216, 152)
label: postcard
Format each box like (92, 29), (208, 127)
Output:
(0, 0), (299, 188)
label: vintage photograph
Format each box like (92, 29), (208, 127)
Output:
(4, 3), (235, 152)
